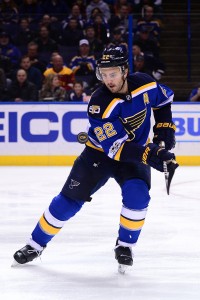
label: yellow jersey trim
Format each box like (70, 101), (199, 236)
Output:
(131, 82), (157, 97)
(114, 143), (124, 161)
(102, 98), (121, 119)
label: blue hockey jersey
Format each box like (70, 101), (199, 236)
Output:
(86, 72), (174, 163)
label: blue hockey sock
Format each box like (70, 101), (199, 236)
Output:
(31, 193), (84, 247)
(118, 179), (150, 246)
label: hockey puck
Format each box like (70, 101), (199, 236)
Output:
(77, 132), (89, 144)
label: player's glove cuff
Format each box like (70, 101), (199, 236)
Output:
(142, 143), (176, 172)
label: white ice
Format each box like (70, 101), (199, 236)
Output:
(0, 165), (200, 300)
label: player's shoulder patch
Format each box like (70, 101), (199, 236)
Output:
(88, 85), (118, 118)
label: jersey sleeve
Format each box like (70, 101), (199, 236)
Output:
(151, 83), (174, 108)
(88, 113), (129, 160)
(87, 113), (145, 164)
(150, 83), (174, 123)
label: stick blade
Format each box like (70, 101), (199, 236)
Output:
(166, 161), (179, 195)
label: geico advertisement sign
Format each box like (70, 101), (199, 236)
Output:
(0, 111), (88, 142)
(0, 103), (199, 155)
(0, 104), (88, 155)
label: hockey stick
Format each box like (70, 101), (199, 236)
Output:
(159, 141), (178, 195)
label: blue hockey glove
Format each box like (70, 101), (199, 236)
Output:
(153, 122), (176, 150)
(141, 143), (178, 172)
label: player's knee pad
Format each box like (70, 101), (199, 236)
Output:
(122, 178), (150, 210)
(49, 193), (84, 221)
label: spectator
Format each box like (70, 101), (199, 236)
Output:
(84, 25), (104, 58)
(86, 7), (109, 38)
(0, 67), (9, 101)
(70, 39), (96, 75)
(0, 31), (21, 69)
(86, 0), (111, 21)
(41, 0), (70, 23)
(34, 25), (59, 53)
(0, 0), (19, 33)
(188, 85), (200, 102)
(46, 51), (61, 69)
(134, 28), (160, 58)
(132, 43), (164, 78)
(26, 41), (47, 73)
(19, 54), (43, 89)
(133, 53), (164, 81)
(113, 0), (133, 14)
(18, 0), (43, 30)
(134, 53), (151, 73)
(136, 5), (161, 45)
(109, 4), (136, 36)
(62, 3), (85, 29)
(39, 14), (62, 44)
(92, 12), (109, 44)
(133, 1), (163, 19)
(69, 39), (97, 90)
(61, 17), (84, 47)
(107, 27), (128, 50)
(13, 18), (36, 47)
(66, 80), (91, 102)
(7, 68), (38, 102)
(74, 0), (87, 17)
(39, 74), (66, 101)
(44, 54), (74, 91)
(132, 43), (144, 58)
(0, 53), (12, 78)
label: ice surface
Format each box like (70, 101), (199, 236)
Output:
(0, 166), (200, 300)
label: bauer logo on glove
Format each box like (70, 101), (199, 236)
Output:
(141, 143), (178, 172)
(153, 122), (176, 150)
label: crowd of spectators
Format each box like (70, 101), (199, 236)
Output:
(0, 0), (169, 102)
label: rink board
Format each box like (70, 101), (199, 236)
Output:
(0, 102), (199, 166)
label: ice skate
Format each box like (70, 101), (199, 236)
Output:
(12, 244), (44, 266)
(114, 241), (133, 274)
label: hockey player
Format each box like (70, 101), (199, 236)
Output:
(13, 46), (178, 273)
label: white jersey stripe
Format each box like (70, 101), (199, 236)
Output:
(131, 82), (157, 97)
(157, 94), (174, 107)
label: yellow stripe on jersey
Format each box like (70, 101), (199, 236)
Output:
(131, 82), (157, 97)
(86, 140), (104, 152)
(114, 143), (124, 161)
(102, 98), (121, 119)
(39, 215), (62, 235)
(120, 215), (145, 230)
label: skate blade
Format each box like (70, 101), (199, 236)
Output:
(118, 264), (128, 274)
(11, 259), (21, 267)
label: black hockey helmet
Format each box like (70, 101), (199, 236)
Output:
(96, 46), (128, 80)
(97, 46), (128, 68)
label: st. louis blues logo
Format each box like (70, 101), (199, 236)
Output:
(69, 179), (80, 189)
(120, 108), (147, 140)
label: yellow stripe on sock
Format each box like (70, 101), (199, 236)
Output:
(39, 216), (61, 235)
(120, 215), (145, 230)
